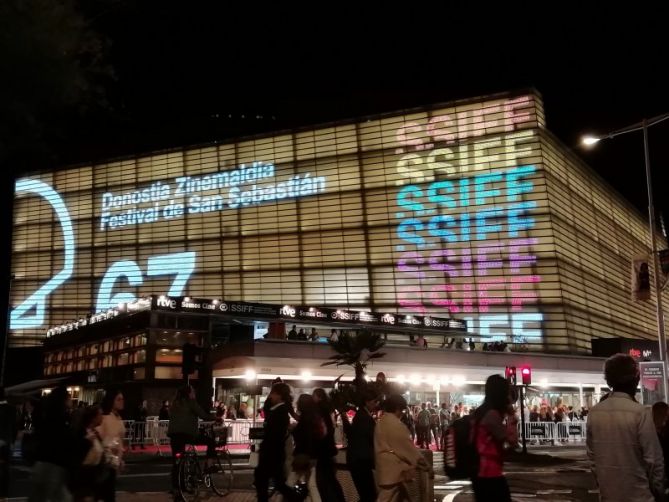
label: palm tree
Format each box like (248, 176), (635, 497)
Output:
(322, 330), (387, 421)
(322, 330), (386, 386)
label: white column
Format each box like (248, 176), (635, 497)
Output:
(578, 384), (584, 409)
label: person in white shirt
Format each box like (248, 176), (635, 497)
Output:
(375, 394), (432, 502)
(587, 354), (665, 502)
(96, 389), (126, 502)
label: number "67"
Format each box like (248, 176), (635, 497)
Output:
(96, 251), (196, 311)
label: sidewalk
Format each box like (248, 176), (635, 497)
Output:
(117, 491), (257, 501)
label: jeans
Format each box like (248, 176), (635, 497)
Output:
(472, 476), (511, 502)
(254, 450), (294, 502)
(27, 461), (73, 502)
(0, 443), (10, 497)
(349, 463), (376, 501)
(315, 456), (345, 502)
(96, 468), (117, 502)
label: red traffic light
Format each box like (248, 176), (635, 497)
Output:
(520, 365), (532, 385)
(505, 366), (517, 385)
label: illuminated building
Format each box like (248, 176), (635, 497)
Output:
(9, 90), (668, 406)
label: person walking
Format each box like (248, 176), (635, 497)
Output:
(254, 382), (296, 502)
(28, 386), (75, 502)
(71, 405), (107, 502)
(375, 395), (431, 502)
(346, 388), (378, 501)
(587, 354), (665, 502)
(438, 402), (450, 451)
(167, 386), (216, 493)
(96, 389), (125, 502)
(158, 400), (170, 421)
(0, 387), (16, 500)
(291, 394), (324, 501)
(470, 375), (518, 502)
(312, 388), (345, 502)
(416, 403), (431, 448)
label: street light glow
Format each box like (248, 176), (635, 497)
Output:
(582, 135), (601, 146)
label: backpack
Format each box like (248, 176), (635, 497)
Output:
(418, 410), (431, 427)
(443, 415), (479, 480)
(429, 412), (440, 428)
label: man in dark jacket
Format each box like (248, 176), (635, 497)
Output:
(346, 389), (379, 501)
(255, 383), (294, 502)
(27, 386), (75, 502)
(0, 387), (17, 498)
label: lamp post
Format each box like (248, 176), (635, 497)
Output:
(583, 112), (669, 402)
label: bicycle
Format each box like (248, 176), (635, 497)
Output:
(176, 423), (233, 501)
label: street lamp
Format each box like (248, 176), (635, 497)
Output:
(582, 112), (669, 401)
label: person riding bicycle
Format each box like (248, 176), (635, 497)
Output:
(167, 386), (216, 492)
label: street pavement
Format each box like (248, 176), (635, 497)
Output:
(8, 446), (600, 501)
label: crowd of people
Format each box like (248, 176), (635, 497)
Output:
(0, 386), (126, 502)
(7, 352), (669, 501)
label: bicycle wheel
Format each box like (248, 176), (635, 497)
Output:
(178, 453), (204, 502)
(209, 450), (234, 496)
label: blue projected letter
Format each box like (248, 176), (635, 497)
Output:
(507, 201), (537, 236)
(397, 219), (426, 248)
(505, 165), (536, 201)
(475, 208), (504, 240)
(397, 185), (424, 211)
(427, 215), (459, 243)
(11, 179), (75, 329)
(96, 261), (143, 311)
(147, 251), (196, 296)
(474, 173), (503, 205)
(427, 181), (456, 208)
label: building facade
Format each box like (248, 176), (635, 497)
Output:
(10, 89), (667, 356)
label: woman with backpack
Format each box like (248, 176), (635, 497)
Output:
(470, 374), (518, 502)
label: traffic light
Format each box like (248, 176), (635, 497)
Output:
(182, 343), (202, 376)
(520, 365), (532, 385)
(505, 366), (517, 386)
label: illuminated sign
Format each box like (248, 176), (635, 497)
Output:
(99, 161), (326, 230)
(46, 295), (466, 336)
(11, 92), (544, 346)
(394, 164), (543, 341)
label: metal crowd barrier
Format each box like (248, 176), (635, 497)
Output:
(519, 420), (587, 444)
(121, 418), (260, 455)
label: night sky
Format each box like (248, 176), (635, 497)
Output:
(2, 3), (668, 255)
(46, 3), (666, 219)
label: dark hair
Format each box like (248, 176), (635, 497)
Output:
(101, 388), (122, 415)
(652, 401), (669, 431)
(271, 382), (292, 404)
(383, 394), (408, 413)
(604, 354), (639, 394)
(360, 387), (379, 404)
(80, 405), (102, 432)
(475, 374), (511, 419)
(174, 386), (194, 404)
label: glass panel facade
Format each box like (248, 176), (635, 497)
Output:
(10, 92), (667, 353)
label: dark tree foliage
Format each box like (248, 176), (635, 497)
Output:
(0, 0), (113, 169)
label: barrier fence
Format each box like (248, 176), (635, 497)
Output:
(122, 418), (258, 455)
(519, 420), (587, 443)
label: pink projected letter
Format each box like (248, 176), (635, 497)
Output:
(503, 96), (532, 131)
(476, 243), (504, 276)
(397, 122), (424, 147)
(430, 284), (460, 314)
(478, 279), (506, 313)
(426, 115), (456, 143)
(508, 238), (539, 273)
(398, 286), (427, 313)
